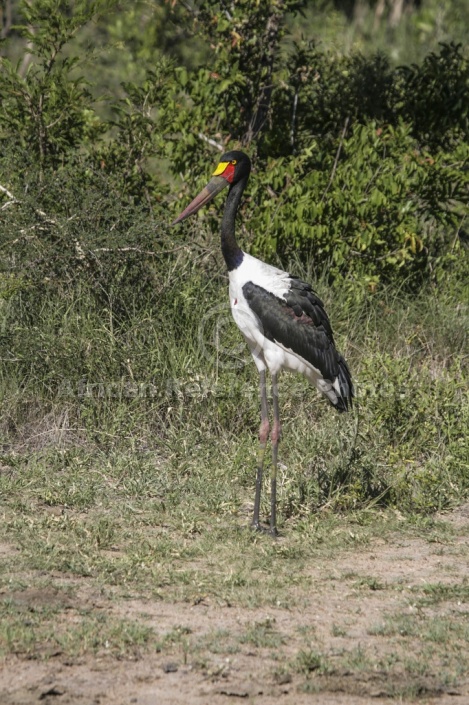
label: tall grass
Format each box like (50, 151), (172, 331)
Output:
(1, 242), (468, 522)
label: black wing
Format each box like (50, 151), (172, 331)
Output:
(242, 279), (353, 411)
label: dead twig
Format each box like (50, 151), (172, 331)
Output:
(320, 117), (349, 204)
(198, 133), (224, 152)
(0, 183), (18, 209)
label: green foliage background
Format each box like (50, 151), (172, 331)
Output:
(0, 0), (468, 521)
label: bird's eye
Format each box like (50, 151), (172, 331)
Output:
(231, 159), (237, 165)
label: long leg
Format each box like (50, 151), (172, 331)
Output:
(270, 373), (281, 536)
(252, 369), (269, 530)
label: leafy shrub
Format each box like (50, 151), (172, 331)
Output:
(247, 122), (468, 292)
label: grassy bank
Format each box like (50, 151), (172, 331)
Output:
(2, 256), (468, 523)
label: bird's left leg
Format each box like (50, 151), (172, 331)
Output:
(252, 369), (269, 531)
(270, 373), (281, 537)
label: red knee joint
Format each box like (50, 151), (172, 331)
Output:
(259, 418), (270, 445)
(271, 420), (281, 444)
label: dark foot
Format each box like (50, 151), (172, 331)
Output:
(250, 521), (279, 537)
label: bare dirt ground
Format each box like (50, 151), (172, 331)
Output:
(1, 505), (469, 705)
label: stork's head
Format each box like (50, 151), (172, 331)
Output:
(171, 150), (251, 225)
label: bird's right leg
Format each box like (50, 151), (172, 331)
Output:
(269, 373), (280, 537)
(252, 369), (269, 531)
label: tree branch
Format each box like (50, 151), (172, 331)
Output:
(197, 133), (224, 152)
(0, 183), (17, 201)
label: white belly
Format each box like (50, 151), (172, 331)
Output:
(229, 286), (317, 376)
(228, 252), (291, 370)
(228, 262), (340, 403)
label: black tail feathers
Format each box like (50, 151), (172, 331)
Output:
(335, 356), (354, 413)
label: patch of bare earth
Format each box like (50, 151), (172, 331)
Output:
(1, 507), (469, 705)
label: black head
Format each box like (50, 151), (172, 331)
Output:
(212, 150), (251, 185)
(172, 150), (251, 225)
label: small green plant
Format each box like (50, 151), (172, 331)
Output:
(331, 623), (347, 637)
(354, 576), (386, 591)
(293, 648), (327, 674)
(239, 618), (285, 649)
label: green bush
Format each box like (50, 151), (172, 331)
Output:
(247, 122), (468, 291)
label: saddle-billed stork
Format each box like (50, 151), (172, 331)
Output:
(172, 151), (353, 535)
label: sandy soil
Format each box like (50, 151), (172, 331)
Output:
(1, 505), (468, 705)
